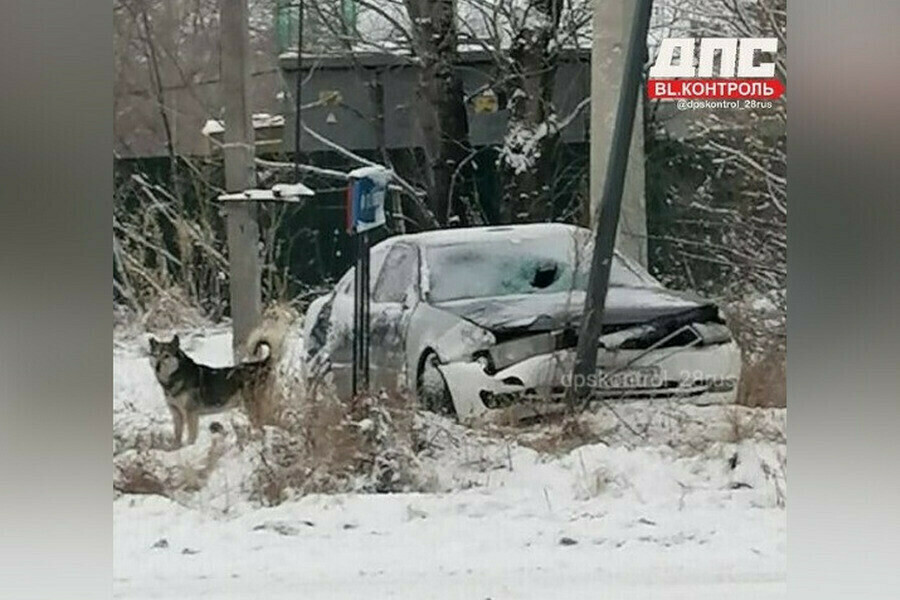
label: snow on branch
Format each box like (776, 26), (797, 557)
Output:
(500, 96), (588, 175)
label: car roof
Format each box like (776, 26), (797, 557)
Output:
(381, 222), (590, 249)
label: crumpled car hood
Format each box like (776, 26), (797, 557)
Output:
(432, 287), (712, 333)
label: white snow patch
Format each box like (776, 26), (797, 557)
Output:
(114, 327), (786, 599)
(201, 113), (285, 137)
(200, 119), (224, 136)
(347, 164), (392, 186)
(500, 117), (558, 175)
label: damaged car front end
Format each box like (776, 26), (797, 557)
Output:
(408, 225), (741, 420)
(436, 308), (741, 421)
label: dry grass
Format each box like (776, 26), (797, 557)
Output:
(139, 286), (210, 332)
(113, 456), (168, 496)
(738, 349), (786, 408)
(504, 412), (605, 457)
(113, 429), (228, 498)
(113, 287), (210, 341)
(249, 391), (428, 505)
(239, 301), (303, 429)
(242, 370), (282, 431)
(113, 424), (174, 456)
(723, 405), (786, 446)
(725, 406), (758, 443)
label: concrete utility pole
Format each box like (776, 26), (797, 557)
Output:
(591, 0), (648, 267)
(220, 0), (261, 358)
(572, 0), (653, 405)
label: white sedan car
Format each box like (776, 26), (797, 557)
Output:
(302, 223), (741, 420)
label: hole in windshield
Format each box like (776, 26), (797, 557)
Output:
(531, 261), (559, 289)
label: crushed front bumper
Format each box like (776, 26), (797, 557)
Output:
(437, 341), (742, 420)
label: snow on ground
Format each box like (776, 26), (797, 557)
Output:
(114, 328), (786, 599)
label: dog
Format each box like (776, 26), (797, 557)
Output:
(148, 334), (270, 448)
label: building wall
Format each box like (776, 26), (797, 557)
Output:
(114, 51), (592, 158)
(113, 70), (284, 159)
(279, 51), (590, 153)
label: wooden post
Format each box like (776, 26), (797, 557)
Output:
(221, 0), (261, 359)
(591, 0), (649, 267)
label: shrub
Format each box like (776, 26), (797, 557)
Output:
(738, 349), (786, 408)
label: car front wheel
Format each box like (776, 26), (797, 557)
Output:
(416, 352), (455, 416)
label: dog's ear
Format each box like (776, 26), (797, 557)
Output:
(170, 334), (180, 348)
(148, 337), (159, 351)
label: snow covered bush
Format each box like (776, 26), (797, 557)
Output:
(113, 425), (230, 500)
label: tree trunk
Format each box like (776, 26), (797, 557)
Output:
(405, 0), (473, 226)
(500, 0), (563, 223)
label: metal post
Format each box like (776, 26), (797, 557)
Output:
(293, 0), (304, 182)
(351, 230), (371, 397)
(362, 232), (370, 390)
(351, 235), (358, 397)
(570, 0), (653, 405)
(221, 0), (261, 359)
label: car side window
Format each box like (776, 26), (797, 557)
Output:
(337, 245), (390, 297)
(373, 244), (418, 303)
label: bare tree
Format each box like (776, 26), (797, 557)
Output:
(457, 0), (593, 222)
(498, 0), (565, 221)
(113, 0), (302, 320)
(646, 0), (787, 354)
(278, 0), (596, 225)
(403, 0), (475, 224)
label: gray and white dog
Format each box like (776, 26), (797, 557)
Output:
(148, 335), (269, 447)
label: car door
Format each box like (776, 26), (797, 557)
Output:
(315, 268), (355, 398)
(317, 244), (391, 398)
(369, 243), (420, 393)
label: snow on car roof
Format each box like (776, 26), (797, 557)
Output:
(388, 223), (589, 248)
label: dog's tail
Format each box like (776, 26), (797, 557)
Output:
(248, 336), (272, 362)
(241, 302), (299, 364)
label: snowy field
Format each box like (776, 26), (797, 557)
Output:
(114, 328), (786, 599)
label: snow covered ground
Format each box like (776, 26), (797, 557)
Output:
(114, 328), (786, 599)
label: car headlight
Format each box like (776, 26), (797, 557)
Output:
(471, 351), (495, 374)
(486, 331), (559, 371)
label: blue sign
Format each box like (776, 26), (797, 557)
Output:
(346, 167), (388, 233)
